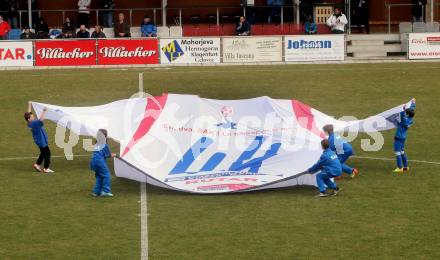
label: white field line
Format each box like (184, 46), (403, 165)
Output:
(0, 154), (89, 161)
(0, 153), (149, 259)
(140, 182), (148, 260)
(2, 154), (439, 166)
(353, 155), (440, 166)
(20, 64), (440, 77)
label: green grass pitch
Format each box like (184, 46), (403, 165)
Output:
(1, 63), (440, 259)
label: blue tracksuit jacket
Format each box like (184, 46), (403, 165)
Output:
(141, 22), (157, 36)
(28, 120), (48, 148)
(308, 148), (342, 177)
(90, 143), (111, 172)
(395, 102), (416, 140)
(328, 133), (353, 156)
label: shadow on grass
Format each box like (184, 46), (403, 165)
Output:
(137, 181), (317, 198)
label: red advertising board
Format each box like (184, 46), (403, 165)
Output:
(35, 40), (96, 66)
(97, 39), (159, 65)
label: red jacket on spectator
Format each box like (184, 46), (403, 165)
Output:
(0, 20), (11, 37)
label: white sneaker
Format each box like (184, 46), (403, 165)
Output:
(33, 164), (42, 172)
(43, 168), (54, 173)
(315, 192), (328, 197)
(100, 192), (114, 197)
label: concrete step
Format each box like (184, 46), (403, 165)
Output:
(347, 55), (406, 60)
(351, 51), (387, 58)
(347, 34), (400, 41)
(350, 40), (385, 46)
(347, 44), (402, 53)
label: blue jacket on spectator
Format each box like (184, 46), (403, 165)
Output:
(141, 21), (157, 37)
(305, 21), (317, 34)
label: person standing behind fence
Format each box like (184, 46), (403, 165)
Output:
(0, 15), (11, 40)
(78, 0), (91, 28)
(114, 13), (130, 37)
(353, 0), (369, 33)
(100, 0), (115, 28)
(412, 0), (426, 22)
(326, 7), (347, 34)
(6, 0), (19, 29)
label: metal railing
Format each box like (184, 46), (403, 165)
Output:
(0, 4), (356, 31)
(0, 4), (330, 29)
(386, 3), (424, 33)
(0, 8), (160, 29)
(166, 5), (301, 26)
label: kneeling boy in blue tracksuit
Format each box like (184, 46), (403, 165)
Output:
(90, 129), (116, 197)
(323, 124), (359, 179)
(393, 98), (416, 173)
(308, 139), (342, 197)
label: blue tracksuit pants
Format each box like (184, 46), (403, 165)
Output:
(394, 138), (408, 168)
(93, 168), (111, 195)
(338, 150), (354, 174)
(316, 171), (338, 193)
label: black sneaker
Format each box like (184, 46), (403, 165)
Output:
(331, 188), (341, 196)
(315, 192), (328, 197)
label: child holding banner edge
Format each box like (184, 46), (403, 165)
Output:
(25, 102), (54, 173)
(322, 124), (359, 179)
(393, 98), (416, 173)
(308, 139), (342, 197)
(90, 129), (116, 197)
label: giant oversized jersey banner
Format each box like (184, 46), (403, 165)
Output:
(32, 94), (409, 194)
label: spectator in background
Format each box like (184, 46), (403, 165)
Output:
(91, 25), (106, 38)
(6, 0), (19, 29)
(326, 7), (347, 34)
(20, 26), (36, 39)
(78, 0), (91, 28)
(304, 16), (317, 34)
(412, 0), (426, 22)
(62, 17), (76, 38)
(77, 24), (90, 38)
(267, 0), (284, 24)
(236, 16), (250, 36)
(0, 15), (11, 40)
(114, 13), (130, 37)
(100, 0), (115, 28)
(353, 0), (369, 33)
(35, 17), (49, 39)
(141, 16), (157, 37)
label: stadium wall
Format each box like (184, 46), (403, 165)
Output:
(0, 33), (439, 68)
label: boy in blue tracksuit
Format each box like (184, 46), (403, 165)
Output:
(25, 102), (54, 173)
(393, 98), (416, 173)
(323, 124), (359, 179)
(90, 129), (116, 197)
(141, 16), (157, 37)
(308, 139), (342, 197)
